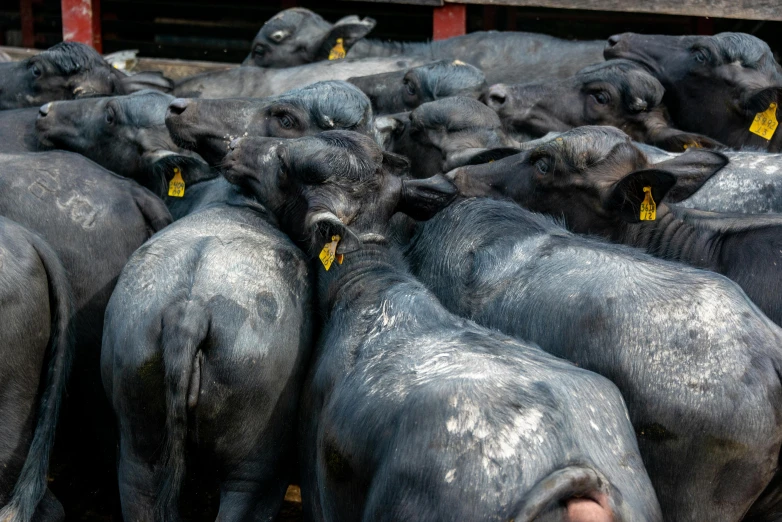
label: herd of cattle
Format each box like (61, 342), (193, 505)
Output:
(2, 6), (782, 522)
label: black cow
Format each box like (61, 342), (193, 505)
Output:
(245, 8), (605, 84)
(243, 7), (376, 68)
(0, 151), (171, 517)
(348, 60), (486, 115)
(407, 197), (782, 522)
(447, 126), (782, 329)
(102, 193), (311, 521)
(605, 32), (782, 151)
(483, 59), (722, 150)
(376, 97), (518, 178)
(222, 131), (662, 522)
(0, 42), (172, 110)
(166, 80), (373, 165)
(0, 217), (73, 522)
(173, 57), (424, 100)
(36, 90), (213, 211)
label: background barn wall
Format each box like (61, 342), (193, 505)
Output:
(0, 0), (779, 64)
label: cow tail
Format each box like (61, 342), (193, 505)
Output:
(154, 299), (208, 522)
(512, 465), (618, 522)
(0, 234), (74, 522)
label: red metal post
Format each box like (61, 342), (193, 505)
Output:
(433, 4), (466, 41)
(61, 0), (102, 52)
(20, 0), (35, 47)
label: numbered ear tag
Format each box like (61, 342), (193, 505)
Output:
(639, 186), (656, 221)
(328, 38), (346, 60)
(749, 102), (778, 140)
(168, 167), (185, 197)
(319, 235), (344, 270)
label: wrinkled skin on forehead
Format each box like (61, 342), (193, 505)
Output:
(484, 59), (723, 152)
(377, 96), (518, 179)
(349, 60), (486, 115)
(243, 8), (376, 68)
(605, 32), (782, 151)
(166, 80), (373, 165)
(0, 41), (172, 111)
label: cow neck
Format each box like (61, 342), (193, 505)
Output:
(612, 204), (722, 271)
(315, 236), (407, 317)
(348, 39), (431, 59)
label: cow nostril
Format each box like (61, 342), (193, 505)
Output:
(607, 34), (622, 47)
(168, 98), (189, 116)
(490, 93), (506, 106)
(229, 138), (242, 150)
(485, 85), (508, 109)
(38, 102), (52, 117)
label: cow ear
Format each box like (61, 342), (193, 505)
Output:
(306, 209), (362, 257)
(318, 16), (376, 59)
(649, 148), (728, 202)
(397, 174), (458, 221)
(743, 86), (782, 114)
(605, 169), (676, 223)
(144, 150), (215, 195)
(446, 147), (521, 169)
(382, 150), (410, 176)
(648, 128), (727, 153)
(69, 72), (113, 98)
(373, 114), (407, 150)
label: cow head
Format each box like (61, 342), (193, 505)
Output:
(165, 80), (373, 164)
(243, 8), (376, 68)
(223, 131), (456, 254)
(605, 32), (782, 150)
(349, 60), (486, 115)
(448, 126), (728, 235)
(375, 97), (518, 179)
(36, 90), (211, 197)
(483, 59), (724, 152)
(0, 42), (172, 111)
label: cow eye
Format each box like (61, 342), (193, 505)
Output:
(278, 113), (294, 129)
(403, 79), (416, 97)
(592, 92), (610, 105)
(30, 64), (42, 78)
(693, 49), (709, 64)
(535, 158), (550, 175)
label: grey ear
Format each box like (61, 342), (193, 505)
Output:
(397, 174), (458, 221)
(650, 148), (729, 202)
(306, 210), (362, 256)
(317, 16), (376, 59)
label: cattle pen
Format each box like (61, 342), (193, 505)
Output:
(1, 0), (782, 521)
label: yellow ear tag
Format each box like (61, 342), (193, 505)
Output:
(639, 186), (656, 221)
(683, 142), (701, 150)
(168, 167), (185, 197)
(319, 235), (343, 270)
(328, 38), (346, 60)
(749, 102), (778, 140)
